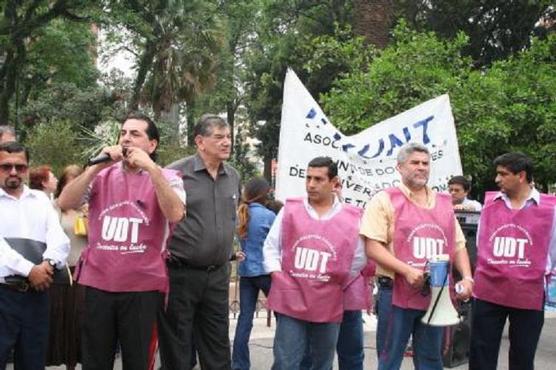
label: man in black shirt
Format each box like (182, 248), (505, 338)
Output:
(158, 114), (241, 370)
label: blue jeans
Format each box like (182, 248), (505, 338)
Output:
(232, 275), (271, 370)
(272, 313), (340, 370)
(376, 284), (393, 358)
(378, 306), (443, 370)
(300, 310), (364, 370)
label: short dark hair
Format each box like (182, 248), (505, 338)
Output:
(122, 112), (159, 161)
(29, 165), (52, 191)
(0, 141), (29, 162)
(308, 156), (337, 180)
(448, 175), (471, 192)
(493, 152), (533, 183)
(193, 114), (228, 138)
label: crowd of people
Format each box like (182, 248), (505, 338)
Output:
(0, 115), (554, 370)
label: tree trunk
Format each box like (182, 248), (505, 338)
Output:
(130, 41), (157, 111)
(352, 0), (394, 49)
(0, 39), (25, 125)
(226, 101), (237, 155)
(185, 99), (196, 147)
(263, 154), (273, 183)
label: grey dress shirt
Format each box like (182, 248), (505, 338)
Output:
(166, 154), (241, 266)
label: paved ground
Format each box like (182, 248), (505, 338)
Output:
(22, 311), (555, 369)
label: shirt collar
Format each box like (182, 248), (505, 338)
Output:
(193, 153), (228, 176)
(302, 195), (342, 214)
(0, 185), (38, 200)
(398, 182), (435, 208)
(493, 187), (540, 205)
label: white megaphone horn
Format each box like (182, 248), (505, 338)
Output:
(421, 255), (461, 327)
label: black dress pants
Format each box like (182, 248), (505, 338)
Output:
(0, 287), (48, 370)
(158, 263), (231, 370)
(81, 287), (162, 370)
(469, 298), (544, 370)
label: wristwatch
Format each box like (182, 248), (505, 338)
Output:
(44, 259), (57, 268)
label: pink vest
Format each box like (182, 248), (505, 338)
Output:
(267, 198), (361, 323)
(343, 261), (375, 311)
(387, 188), (456, 310)
(474, 192), (556, 310)
(77, 164), (180, 293)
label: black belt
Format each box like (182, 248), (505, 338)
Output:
(167, 258), (223, 272)
(0, 281), (30, 293)
(377, 276), (393, 289)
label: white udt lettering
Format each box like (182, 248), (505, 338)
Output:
(101, 216), (144, 243)
(294, 247), (332, 273)
(493, 237), (528, 258)
(412, 237), (444, 259)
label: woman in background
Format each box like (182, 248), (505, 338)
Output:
(232, 177), (277, 370)
(47, 164), (88, 370)
(29, 165), (58, 200)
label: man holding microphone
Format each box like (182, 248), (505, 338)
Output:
(58, 113), (185, 370)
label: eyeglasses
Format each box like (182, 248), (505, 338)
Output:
(0, 164), (28, 173)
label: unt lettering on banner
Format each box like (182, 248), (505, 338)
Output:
(276, 68), (463, 208)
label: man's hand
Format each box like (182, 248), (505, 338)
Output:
(124, 147), (156, 171)
(403, 266), (425, 289)
(235, 251), (246, 262)
(28, 261), (54, 291)
(455, 279), (473, 301)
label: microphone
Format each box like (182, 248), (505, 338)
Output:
(87, 153), (111, 166)
(87, 147), (128, 166)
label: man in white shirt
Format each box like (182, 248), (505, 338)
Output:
(263, 157), (367, 370)
(448, 175), (482, 211)
(0, 141), (70, 370)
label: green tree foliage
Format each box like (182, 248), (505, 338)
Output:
(454, 34), (556, 192)
(395, 0), (554, 67)
(105, 0), (225, 122)
(24, 119), (86, 175)
(321, 23), (556, 193)
(321, 22), (472, 133)
(243, 0), (354, 178)
(0, 0), (98, 124)
(19, 82), (123, 135)
(230, 124), (259, 181)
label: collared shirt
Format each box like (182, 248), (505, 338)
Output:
(460, 197), (482, 211)
(166, 154), (241, 266)
(0, 186), (70, 280)
(488, 189), (556, 272)
(262, 197), (367, 276)
(359, 184), (466, 279)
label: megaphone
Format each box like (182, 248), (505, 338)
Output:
(421, 255), (461, 327)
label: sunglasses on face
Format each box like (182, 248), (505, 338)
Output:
(0, 164), (28, 173)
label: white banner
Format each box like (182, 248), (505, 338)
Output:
(276, 69), (463, 209)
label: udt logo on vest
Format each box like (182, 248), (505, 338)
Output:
(492, 237), (528, 259)
(294, 247), (331, 274)
(412, 237), (445, 259)
(102, 216), (144, 243)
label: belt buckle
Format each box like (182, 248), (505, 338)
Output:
(16, 281), (30, 292)
(207, 265), (216, 272)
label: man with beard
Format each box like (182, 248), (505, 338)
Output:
(362, 142), (473, 370)
(0, 141), (70, 369)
